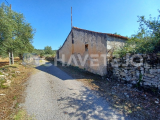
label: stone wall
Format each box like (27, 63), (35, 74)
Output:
(110, 54), (160, 89)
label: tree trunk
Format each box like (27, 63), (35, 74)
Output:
(9, 52), (11, 65)
(12, 51), (14, 64)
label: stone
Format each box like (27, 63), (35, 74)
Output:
(155, 98), (159, 104)
(127, 84), (132, 88)
(144, 73), (154, 78)
(3, 80), (11, 87)
(0, 75), (5, 79)
(15, 71), (21, 74)
(131, 81), (137, 84)
(141, 71), (144, 74)
(124, 93), (129, 98)
(120, 72), (126, 76)
(136, 71), (140, 77)
(124, 70), (128, 73)
(149, 69), (158, 74)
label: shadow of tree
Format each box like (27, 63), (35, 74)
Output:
(57, 86), (128, 120)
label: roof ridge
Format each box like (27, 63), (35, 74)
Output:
(72, 26), (128, 40)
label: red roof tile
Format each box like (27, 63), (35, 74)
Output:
(72, 27), (128, 40)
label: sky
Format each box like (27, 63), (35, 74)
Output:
(0, 0), (160, 50)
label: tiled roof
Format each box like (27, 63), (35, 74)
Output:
(72, 27), (128, 40)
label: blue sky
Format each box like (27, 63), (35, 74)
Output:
(1, 0), (160, 50)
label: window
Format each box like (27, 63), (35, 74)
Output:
(72, 40), (74, 44)
(85, 44), (88, 51)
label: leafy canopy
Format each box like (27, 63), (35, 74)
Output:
(114, 10), (160, 57)
(0, 3), (35, 58)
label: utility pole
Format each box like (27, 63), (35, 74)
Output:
(71, 7), (72, 29)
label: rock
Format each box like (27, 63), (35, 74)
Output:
(120, 72), (126, 76)
(15, 71), (21, 74)
(155, 98), (159, 104)
(3, 73), (8, 76)
(150, 69), (158, 74)
(144, 73), (154, 78)
(0, 75), (5, 79)
(0, 94), (5, 96)
(111, 92), (115, 95)
(3, 80), (11, 87)
(131, 80), (137, 84)
(124, 93), (129, 98)
(127, 84), (132, 88)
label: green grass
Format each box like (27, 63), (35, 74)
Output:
(13, 96), (17, 100)
(0, 71), (3, 75)
(0, 79), (8, 89)
(12, 74), (16, 77)
(13, 110), (35, 120)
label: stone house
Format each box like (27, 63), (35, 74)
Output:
(57, 27), (128, 76)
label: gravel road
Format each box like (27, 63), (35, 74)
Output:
(24, 61), (128, 120)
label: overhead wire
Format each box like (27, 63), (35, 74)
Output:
(4, 0), (9, 5)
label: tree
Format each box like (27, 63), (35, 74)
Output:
(44, 46), (53, 54)
(114, 10), (160, 57)
(0, 3), (35, 63)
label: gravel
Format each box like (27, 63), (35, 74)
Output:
(23, 61), (130, 120)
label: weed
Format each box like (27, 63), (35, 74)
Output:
(13, 96), (17, 100)
(0, 72), (3, 75)
(11, 70), (15, 73)
(13, 109), (35, 120)
(12, 74), (16, 77)
(136, 73), (142, 88)
(0, 79), (8, 89)
(15, 103), (19, 109)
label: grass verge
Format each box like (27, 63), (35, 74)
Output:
(0, 60), (33, 119)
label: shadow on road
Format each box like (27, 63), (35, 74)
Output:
(35, 61), (73, 80)
(57, 88), (126, 120)
(34, 61), (130, 120)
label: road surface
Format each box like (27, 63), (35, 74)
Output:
(24, 61), (129, 120)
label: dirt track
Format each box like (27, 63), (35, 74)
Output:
(23, 61), (130, 120)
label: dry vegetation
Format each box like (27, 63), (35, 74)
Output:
(0, 58), (33, 119)
(0, 57), (20, 68)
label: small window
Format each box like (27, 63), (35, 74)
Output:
(72, 40), (74, 44)
(85, 44), (88, 51)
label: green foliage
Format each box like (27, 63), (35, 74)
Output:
(33, 49), (44, 55)
(114, 10), (160, 57)
(137, 73), (143, 87)
(0, 79), (8, 89)
(12, 74), (16, 77)
(0, 72), (3, 75)
(44, 46), (53, 54)
(0, 3), (35, 59)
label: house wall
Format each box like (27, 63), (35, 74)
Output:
(58, 31), (72, 63)
(72, 28), (107, 76)
(58, 28), (107, 76)
(106, 35), (126, 58)
(58, 28), (127, 76)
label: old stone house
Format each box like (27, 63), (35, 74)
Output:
(57, 27), (128, 76)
